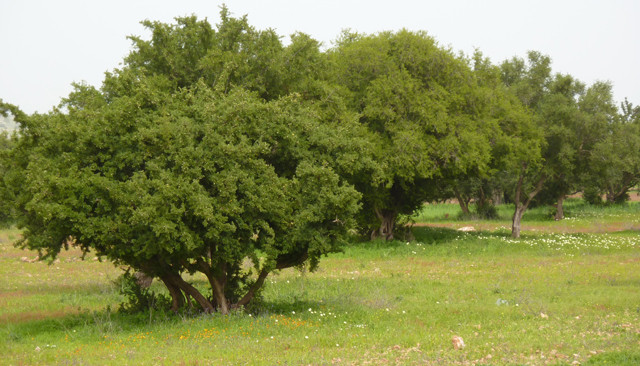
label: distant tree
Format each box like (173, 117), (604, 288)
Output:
(501, 53), (629, 231)
(444, 51), (535, 220)
(0, 100), (24, 227)
(329, 31), (492, 239)
(11, 11), (364, 314)
(532, 74), (587, 220)
(570, 82), (620, 205)
(499, 51), (551, 237)
(587, 98), (640, 203)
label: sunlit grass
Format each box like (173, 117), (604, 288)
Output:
(2, 204), (640, 365)
(413, 199), (640, 234)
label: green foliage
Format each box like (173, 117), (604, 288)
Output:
(11, 9), (362, 314)
(5, 5), (640, 317)
(114, 272), (170, 314)
(496, 51), (622, 234)
(329, 31), (494, 238)
(583, 186), (604, 205)
(473, 201), (498, 219)
(0, 100), (24, 227)
(0, 131), (13, 227)
(587, 118), (640, 203)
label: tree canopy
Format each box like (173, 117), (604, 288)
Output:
(329, 30), (496, 239)
(10, 10), (364, 313)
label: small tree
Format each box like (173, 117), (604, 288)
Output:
(588, 117), (640, 203)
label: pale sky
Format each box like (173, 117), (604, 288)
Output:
(1, 0), (638, 115)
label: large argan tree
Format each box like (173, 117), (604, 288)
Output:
(11, 11), (365, 313)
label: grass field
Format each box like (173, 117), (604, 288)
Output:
(412, 199), (640, 233)
(1, 200), (640, 365)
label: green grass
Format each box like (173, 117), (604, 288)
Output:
(413, 199), (640, 233)
(1, 204), (640, 365)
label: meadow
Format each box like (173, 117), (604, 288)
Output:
(1, 199), (640, 365)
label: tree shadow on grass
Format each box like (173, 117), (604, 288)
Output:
(1, 306), (169, 343)
(411, 226), (467, 244)
(345, 226), (464, 252)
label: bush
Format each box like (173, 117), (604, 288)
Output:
(612, 192), (630, 204)
(474, 202), (499, 219)
(583, 187), (603, 205)
(114, 272), (170, 314)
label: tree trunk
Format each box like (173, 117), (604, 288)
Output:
(168, 273), (215, 313)
(512, 207), (525, 239)
(372, 208), (396, 241)
(209, 277), (229, 314)
(233, 269), (269, 310)
(196, 260), (229, 312)
(511, 167), (546, 238)
(608, 186), (631, 204)
(492, 190), (504, 206)
(159, 274), (185, 313)
(453, 188), (470, 215)
(605, 189), (615, 204)
(554, 195), (565, 221)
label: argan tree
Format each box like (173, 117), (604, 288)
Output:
(500, 51), (558, 237)
(11, 11), (365, 313)
(443, 51), (533, 219)
(329, 31), (492, 239)
(587, 98), (640, 203)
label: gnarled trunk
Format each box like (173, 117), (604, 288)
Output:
(155, 250), (312, 314)
(159, 274), (185, 313)
(371, 208), (396, 241)
(197, 260), (229, 313)
(233, 269), (269, 310)
(606, 186), (630, 204)
(165, 272), (215, 313)
(605, 189), (615, 204)
(606, 173), (638, 204)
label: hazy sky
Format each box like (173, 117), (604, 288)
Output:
(1, 0), (639, 114)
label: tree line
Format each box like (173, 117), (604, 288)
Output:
(1, 8), (638, 313)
